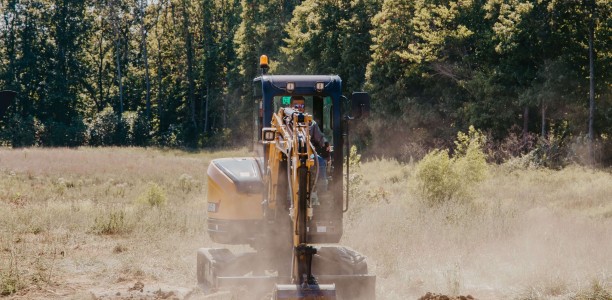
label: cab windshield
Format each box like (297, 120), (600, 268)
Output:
(273, 95), (333, 143)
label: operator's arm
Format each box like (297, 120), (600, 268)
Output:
(309, 121), (330, 158)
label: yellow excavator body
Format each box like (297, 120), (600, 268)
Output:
(206, 157), (263, 244)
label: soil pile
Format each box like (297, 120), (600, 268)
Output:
(418, 292), (475, 300)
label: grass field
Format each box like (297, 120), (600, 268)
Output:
(1, 148), (610, 299)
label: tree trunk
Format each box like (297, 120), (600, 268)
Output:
(182, 0), (197, 130)
(115, 38), (123, 121)
(523, 105), (529, 138)
(97, 23), (104, 112)
(155, 0), (165, 133)
(588, 0), (596, 163)
(110, 1), (124, 121)
(205, 84), (209, 135)
(141, 0), (152, 121)
(541, 103), (546, 138)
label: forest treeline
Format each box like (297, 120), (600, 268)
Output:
(0, 0), (610, 165)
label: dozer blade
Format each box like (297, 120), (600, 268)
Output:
(315, 275), (375, 300)
(198, 247), (376, 299)
(274, 284), (336, 300)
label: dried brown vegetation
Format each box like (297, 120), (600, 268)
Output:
(1, 148), (611, 299)
(344, 159), (612, 299)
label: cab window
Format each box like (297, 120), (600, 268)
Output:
(272, 95), (333, 144)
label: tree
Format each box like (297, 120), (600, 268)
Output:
(232, 0), (298, 145)
(281, 0), (379, 92)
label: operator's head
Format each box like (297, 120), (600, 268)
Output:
(290, 96), (305, 113)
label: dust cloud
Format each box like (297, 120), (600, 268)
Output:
(342, 188), (611, 299)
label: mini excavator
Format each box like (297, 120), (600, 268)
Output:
(198, 56), (374, 299)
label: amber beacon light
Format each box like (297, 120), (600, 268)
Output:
(259, 55), (269, 69)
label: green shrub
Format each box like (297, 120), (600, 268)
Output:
(530, 121), (571, 169)
(137, 182), (167, 207)
(345, 145), (363, 185)
(454, 126), (488, 185)
(416, 149), (459, 204)
(0, 273), (19, 296)
(178, 174), (199, 193)
(119, 111), (152, 146)
(3, 114), (45, 147)
(416, 126), (488, 205)
(92, 210), (128, 235)
(87, 105), (118, 146)
(347, 145), (362, 169)
(157, 124), (183, 148)
(43, 117), (87, 147)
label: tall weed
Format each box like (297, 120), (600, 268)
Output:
(137, 182), (167, 207)
(0, 252), (22, 296)
(92, 210), (129, 235)
(416, 126), (488, 205)
(346, 145), (363, 191)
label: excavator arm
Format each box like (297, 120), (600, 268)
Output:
(263, 108), (336, 299)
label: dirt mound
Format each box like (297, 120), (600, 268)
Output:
(419, 292), (476, 300)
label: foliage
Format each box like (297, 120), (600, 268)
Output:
(416, 149), (459, 204)
(137, 182), (167, 207)
(92, 210), (129, 235)
(453, 125), (488, 183)
(157, 124), (184, 148)
(416, 126), (488, 205)
(2, 115), (45, 147)
(345, 145), (363, 194)
(0, 0), (609, 167)
(488, 125), (537, 163)
(43, 117), (87, 147)
(530, 122), (571, 169)
(281, 0), (379, 92)
(347, 145), (362, 169)
(178, 173), (198, 192)
(87, 105), (118, 146)
(202, 127), (232, 148)
(119, 111), (151, 146)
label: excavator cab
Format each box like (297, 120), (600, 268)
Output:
(199, 57), (375, 299)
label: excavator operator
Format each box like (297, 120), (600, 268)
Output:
(289, 96), (330, 196)
(289, 96), (331, 158)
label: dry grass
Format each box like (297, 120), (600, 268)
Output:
(1, 148), (611, 299)
(344, 158), (612, 299)
(0, 147), (250, 299)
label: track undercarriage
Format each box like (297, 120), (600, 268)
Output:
(197, 245), (375, 299)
